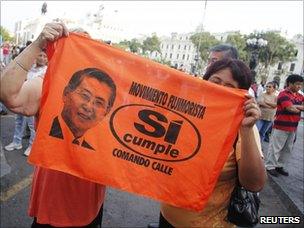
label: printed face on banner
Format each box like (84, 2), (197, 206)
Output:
(49, 68), (116, 150)
(62, 76), (112, 136)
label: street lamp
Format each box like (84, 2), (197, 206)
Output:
(246, 37), (268, 70)
(192, 55), (199, 75)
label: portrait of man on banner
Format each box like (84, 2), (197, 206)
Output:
(49, 68), (117, 151)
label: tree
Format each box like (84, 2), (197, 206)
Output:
(0, 26), (13, 42)
(142, 34), (161, 55)
(225, 32), (248, 61)
(190, 32), (220, 62)
(246, 31), (297, 83)
(248, 31), (297, 67)
(129, 38), (142, 53)
(154, 58), (171, 67)
(113, 39), (142, 54)
(115, 39), (131, 51)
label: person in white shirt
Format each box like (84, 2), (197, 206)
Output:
(4, 50), (48, 156)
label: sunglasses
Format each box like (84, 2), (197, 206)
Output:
(266, 86), (273, 88)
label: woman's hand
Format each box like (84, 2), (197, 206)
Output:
(242, 94), (261, 128)
(33, 21), (69, 49)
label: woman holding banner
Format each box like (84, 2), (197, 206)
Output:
(157, 59), (266, 227)
(0, 22), (105, 227)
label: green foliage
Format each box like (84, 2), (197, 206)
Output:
(248, 31), (297, 67)
(225, 32), (248, 61)
(190, 32), (220, 62)
(129, 38), (142, 53)
(142, 34), (161, 55)
(154, 58), (171, 67)
(115, 39), (142, 53)
(0, 26), (13, 42)
(115, 39), (131, 51)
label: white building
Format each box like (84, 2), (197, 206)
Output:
(15, 16), (49, 46)
(266, 34), (304, 89)
(213, 31), (240, 42)
(14, 4), (125, 46)
(79, 5), (124, 43)
(148, 30), (242, 74)
(289, 34), (304, 76)
(150, 32), (198, 73)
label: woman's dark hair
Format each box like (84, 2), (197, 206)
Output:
(203, 58), (252, 90)
(267, 81), (277, 89)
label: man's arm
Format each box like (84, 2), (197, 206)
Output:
(0, 43), (43, 116)
(277, 93), (302, 113)
(0, 22), (69, 116)
(293, 104), (304, 111)
(285, 105), (302, 113)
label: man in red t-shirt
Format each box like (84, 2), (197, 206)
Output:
(0, 22), (106, 227)
(265, 74), (304, 177)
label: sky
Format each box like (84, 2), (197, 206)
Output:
(1, 0), (303, 39)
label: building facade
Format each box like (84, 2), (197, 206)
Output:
(149, 32), (198, 74)
(265, 35), (304, 89)
(14, 16), (49, 46)
(14, 4), (125, 46)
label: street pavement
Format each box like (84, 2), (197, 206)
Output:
(0, 113), (303, 227)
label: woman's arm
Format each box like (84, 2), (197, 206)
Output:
(238, 95), (267, 192)
(0, 22), (68, 116)
(264, 101), (277, 108)
(257, 95), (272, 108)
(264, 98), (277, 109)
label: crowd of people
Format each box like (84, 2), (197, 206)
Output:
(0, 21), (303, 227)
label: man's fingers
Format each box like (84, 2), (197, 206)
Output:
(44, 22), (68, 38)
(48, 28), (61, 39)
(50, 21), (69, 37)
(244, 102), (258, 111)
(59, 22), (69, 36)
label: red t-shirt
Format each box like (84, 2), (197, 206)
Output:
(273, 89), (304, 132)
(3, 47), (9, 55)
(28, 167), (105, 226)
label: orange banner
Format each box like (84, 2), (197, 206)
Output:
(29, 33), (247, 211)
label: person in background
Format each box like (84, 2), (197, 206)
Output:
(256, 81), (277, 143)
(2, 43), (11, 66)
(207, 43), (257, 101)
(150, 58), (266, 228)
(257, 80), (265, 98)
(207, 44), (239, 68)
(265, 74), (304, 177)
(0, 21), (106, 227)
(11, 45), (20, 59)
(19, 40), (33, 53)
(249, 80), (258, 98)
(0, 61), (8, 115)
(264, 80), (280, 142)
(4, 50), (48, 156)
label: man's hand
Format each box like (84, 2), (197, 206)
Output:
(34, 21), (69, 49)
(285, 105), (302, 113)
(242, 94), (261, 128)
